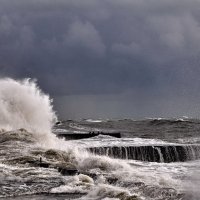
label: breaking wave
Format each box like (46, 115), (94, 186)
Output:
(0, 78), (57, 133)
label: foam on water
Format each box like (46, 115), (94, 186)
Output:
(71, 136), (177, 149)
(69, 122), (102, 132)
(85, 119), (104, 123)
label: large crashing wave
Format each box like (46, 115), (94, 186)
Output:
(0, 78), (57, 133)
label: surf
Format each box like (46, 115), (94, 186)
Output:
(0, 78), (190, 199)
(0, 78), (57, 133)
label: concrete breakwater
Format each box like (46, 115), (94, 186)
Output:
(88, 145), (200, 162)
(56, 132), (121, 140)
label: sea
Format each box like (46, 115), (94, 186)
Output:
(0, 78), (200, 200)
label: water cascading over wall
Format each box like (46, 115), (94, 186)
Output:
(88, 145), (200, 162)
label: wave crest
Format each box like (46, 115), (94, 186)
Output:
(0, 78), (57, 133)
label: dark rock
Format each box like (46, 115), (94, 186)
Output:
(29, 160), (50, 168)
(107, 177), (118, 184)
(39, 162), (50, 168)
(58, 167), (79, 176)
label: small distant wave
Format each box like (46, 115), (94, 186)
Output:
(147, 118), (195, 126)
(85, 119), (104, 123)
(53, 128), (88, 134)
(81, 134), (117, 140)
(146, 117), (165, 120)
(147, 116), (190, 121)
(69, 122), (102, 132)
(52, 128), (69, 133)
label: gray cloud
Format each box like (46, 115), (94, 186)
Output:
(64, 20), (106, 56)
(0, 0), (200, 118)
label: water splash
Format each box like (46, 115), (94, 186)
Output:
(0, 78), (57, 133)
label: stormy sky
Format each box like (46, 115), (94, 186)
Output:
(1, 0), (200, 119)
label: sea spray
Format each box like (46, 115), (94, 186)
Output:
(0, 78), (57, 133)
(0, 78), (86, 160)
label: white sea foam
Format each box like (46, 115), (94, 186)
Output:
(85, 119), (103, 123)
(72, 136), (176, 148)
(0, 78), (61, 149)
(80, 184), (138, 200)
(177, 137), (200, 144)
(52, 128), (69, 133)
(0, 78), (57, 134)
(50, 174), (94, 194)
(69, 122), (101, 132)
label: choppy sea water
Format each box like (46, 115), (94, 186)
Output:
(1, 118), (200, 199)
(0, 79), (200, 200)
(53, 118), (200, 199)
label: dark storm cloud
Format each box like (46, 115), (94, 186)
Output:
(1, 0), (200, 118)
